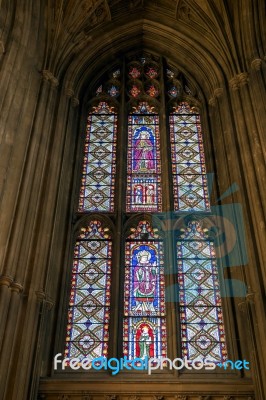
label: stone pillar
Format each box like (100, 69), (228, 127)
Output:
(0, 282), (23, 400)
(1, 71), (62, 400)
(207, 86), (252, 366)
(227, 73), (266, 400)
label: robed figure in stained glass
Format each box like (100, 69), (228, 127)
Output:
(133, 127), (155, 172)
(132, 246), (158, 313)
(137, 324), (154, 359)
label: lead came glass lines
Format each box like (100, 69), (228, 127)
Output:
(64, 220), (112, 361)
(123, 221), (167, 359)
(126, 102), (162, 212)
(78, 102), (117, 212)
(177, 221), (227, 362)
(170, 102), (210, 211)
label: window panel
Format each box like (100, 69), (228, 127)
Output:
(126, 102), (162, 212)
(123, 221), (167, 359)
(78, 102), (117, 212)
(170, 102), (210, 211)
(64, 220), (112, 361)
(177, 221), (227, 362)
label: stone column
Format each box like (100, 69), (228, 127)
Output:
(2, 71), (61, 400)
(228, 73), (266, 400)
(0, 282), (23, 400)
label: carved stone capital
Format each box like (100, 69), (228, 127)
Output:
(238, 72), (249, 86)
(35, 290), (46, 302)
(246, 292), (255, 304)
(129, 396), (140, 400)
(237, 301), (247, 313)
(105, 396), (117, 400)
(42, 70), (53, 82)
(251, 58), (262, 71)
(50, 76), (59, 88)
(71, 97), (80, 107)
(82, 395), (92, 400)
(208, 97), (216, 107)
(10, 282), (23, 294)
(175, 396), (188, 400)
(45, 296), (55, 310)
(154, 396), (164, 400)
(58, 395), (69, 400)
(0, 275), (13, 287)
(214, 87), (223, 97)
(42, 70), (59, 88)
(223, 396), (233, 400)
(65, 87), (75, 98)
(176, 0), (191, 20)
(229, 76), (239, 91)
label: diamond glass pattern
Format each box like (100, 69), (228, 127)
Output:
(177, 221), (227, 362)
(170, 102), (210, 211)
(64, 221), (112, 361)
(78, 102), (117, 212)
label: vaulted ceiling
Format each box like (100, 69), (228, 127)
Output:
(1, 0), (264, 100)
(40, 0), (264, 99)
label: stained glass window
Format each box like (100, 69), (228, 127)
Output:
(129, 66), (141, 79)
(145, 66), (159, 79)
(64, 220), (112, 361)
(129, 84), (141, 98)
(96, 85), (103, 96)
(145, 84), (159, 97)
(126, 102), (162, 212)
(168, 86), (179, 97)
(78, 102), (117, 212)
(107, 85), (119, 97)
(64, 56), (229, 371)
(177, 221), (227, 362)
(170, 102), (210, 211)
(123, 220), (167, 359)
